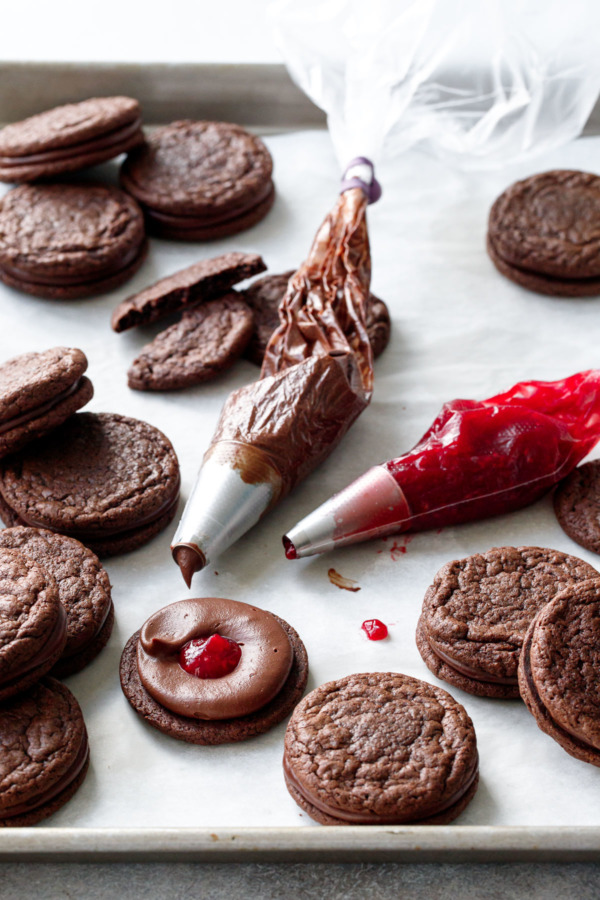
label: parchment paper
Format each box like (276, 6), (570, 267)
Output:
(1, 130), (600, 829)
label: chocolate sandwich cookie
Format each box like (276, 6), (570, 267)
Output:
(0, 548), (66, 701)
(487, 170), (600, 297)
(519, 578), (600, 766)
(120, 120), (274, 240)
(283, 672), (478, 825)
(111, 252), (266, 332)
(416, 546), (598, 699)
(0, 678), (89, 826)
(128, 293), (254, 391)
(0, 96), (144, 183)
(0, 528), (113, 678)
(553, 461), (600, 555)
(0, 182), (147, 299)
(0, 412), (180, 558)
(120, 597), (308, 744)
(0, 346), (93, 458)
(244, 271), (391, 366)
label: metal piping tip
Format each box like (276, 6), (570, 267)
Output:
(172, 544), (206, 587)
(283, 465), (411, 558)
(171, 442), (283, 579)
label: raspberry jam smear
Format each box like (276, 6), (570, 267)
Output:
(362, 619), (388, 641)
(179, 634), (242, 678)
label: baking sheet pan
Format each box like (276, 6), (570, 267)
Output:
(1, 64), (600, 861)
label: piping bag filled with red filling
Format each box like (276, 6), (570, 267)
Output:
(283, 370), (600, 558)
(171, 180), (378, 585)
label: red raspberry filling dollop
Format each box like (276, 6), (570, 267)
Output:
(361, 619), (388, 641)
(179, 633), (242, 678)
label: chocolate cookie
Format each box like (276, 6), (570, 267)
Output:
(0, 347), (93, 458)
(120, 120), (274, 240)
(518, 578), (600, 766)
(0, 528), (113, 678)
(0, 548), (66, 701)
(0, 412), (180, 558)
(111, 252), (266, 332)
(120, 597), (308, 744)
(487, 170), (600, 297)
(243, 271), (391, 366)
(0, 96), (144, 183)
(128, 293), (254, 391)
(416, 546), (598, 699)
(553, 461), (600, 555)
(0, 183), (147, 299)
(283, 672), (478, 825)
(0, 678), (89, 826)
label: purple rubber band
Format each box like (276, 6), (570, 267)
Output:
(340, 156), (382, 204)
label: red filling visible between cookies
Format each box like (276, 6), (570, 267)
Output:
(179, 633), (242, 679)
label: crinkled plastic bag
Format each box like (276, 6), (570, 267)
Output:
(270, 0), (600, 170)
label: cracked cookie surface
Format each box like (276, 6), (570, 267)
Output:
(283, 671), (478, 825)
(416, 546), (598, 699)
(0, 678), (89, 825)
(128, 292), (254, 390)
(0, 412), (180, 557)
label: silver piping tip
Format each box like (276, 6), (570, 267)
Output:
(283, 466), (411, 558)
(171, 442), (283, 574)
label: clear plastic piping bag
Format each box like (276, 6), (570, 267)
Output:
(270, 0), (600, 171)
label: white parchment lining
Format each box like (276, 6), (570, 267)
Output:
(1, 130), (599, 830)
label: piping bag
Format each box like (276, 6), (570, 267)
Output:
(171, 180), (377, 585)
(283, 370), (600, 558)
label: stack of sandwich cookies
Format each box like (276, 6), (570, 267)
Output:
(244, 271), (392, 366)
(487, 170), (600, 297)
(0, 528), (113, 678)
(120, 597), (308, 744)
(0, 679), (89, 826)
(416, 546), (598, 699)
(120, 120), (274, 240)
(0, 412), (180, 557)
(283, 672), (479, 825)
(519, 578), (600, 766)
(0, 182), (147, 299)
(0, 347), (93, 457)
(0, 548), (66, 701)
(0, 96), (144, 183)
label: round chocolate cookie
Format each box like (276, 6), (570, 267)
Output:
(0, 678), (89, 826)
(0, 96), (144, 183)
(128, 292), (255, 391)
(283, 672), (478, 825)
(243, 271), (391, 366)
(416, 546), (598, 700)
(120, 597), (308, 744)
(0, 347), (93, 458)
(0, 182), (147, 299)
(0, 548), (66, 701)
(0, 528), (113, 678)
(0, 412), (180, 558)
(487, 170), (600, 296)
(518, 578), (600, 766)
(120, 120), (274, 240)
(553, 461), (600, 555)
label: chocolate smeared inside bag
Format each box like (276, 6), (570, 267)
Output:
(172, 185), (375, 583)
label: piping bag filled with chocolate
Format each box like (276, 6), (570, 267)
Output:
(171, 177), (378, 585)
